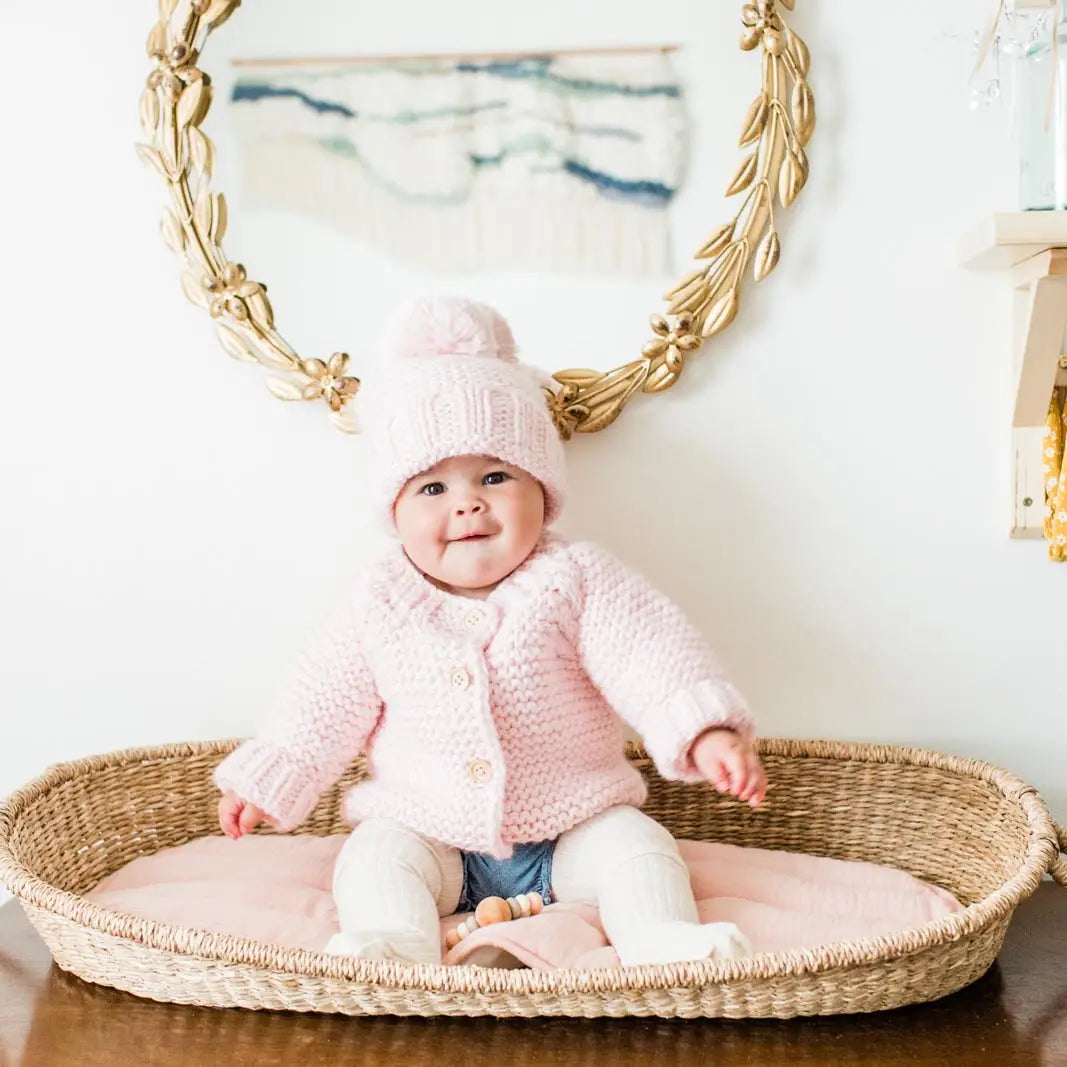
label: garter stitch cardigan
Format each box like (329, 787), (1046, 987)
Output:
(214, 531), (754, 859)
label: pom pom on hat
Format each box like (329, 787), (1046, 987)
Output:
(379, 295), (517, 364)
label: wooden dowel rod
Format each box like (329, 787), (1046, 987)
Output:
(231, 43), (680, 68)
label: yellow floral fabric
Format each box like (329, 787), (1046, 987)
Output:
(1044, 386), (1067, 561)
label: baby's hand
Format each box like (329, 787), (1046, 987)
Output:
(218, 790), (270, 839)
(689, 728), (767, 807)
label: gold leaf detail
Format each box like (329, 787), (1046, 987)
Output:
(664, 269), (707, 301)
(160, 124), (183, 177)
(701, 291), (739, 337)
(575, 402), (625, 434)
(754, 230), (781, 281)
(266, 378), (305, 401)
(203, 0), (240, 29)
(696, 223), (735, 259)
(245, 288), (273, 330)
(643, 364), (679, 394)
(687, 289), (716, 324)
(778, 151), (800, 208)
(329, 407), (360, 435)
(253, 343), (298, 372)
(135, 143), (168, 178)
(160, 208), (185, 253)
(193, 186), (212, 237)
(146, 22), (168, 59)
(216, 324), (256, 363)
(158, 0), (179, 20)
(583, 371), (645, 409)
(786, 28), (810, 77)
(211, 192), (227, 243)
(725, 152), (758, 197)
(791, 83), (815, 145)
(739, 92), (767, 147)
(666, 277), (707, 315)
(139, 89), (160, 139)
(553, 369), (605, 388)
(188, 126), (214, 179)
(181, 271), (209, 308)
(177, 79), (211, 129)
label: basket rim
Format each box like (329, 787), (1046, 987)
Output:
(0, 736), (1061, 997)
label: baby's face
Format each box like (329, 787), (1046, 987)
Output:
(393, 454), (545, 598)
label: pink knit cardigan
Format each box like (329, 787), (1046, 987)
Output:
(214, 531), (754, 858)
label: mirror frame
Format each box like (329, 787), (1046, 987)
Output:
(136, 0), (814, 438)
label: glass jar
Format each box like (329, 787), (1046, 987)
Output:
(1019, 16), (1067, 211)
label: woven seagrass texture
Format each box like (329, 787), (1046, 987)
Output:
(0, 739), (1063, 1019)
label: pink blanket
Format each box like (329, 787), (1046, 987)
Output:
(87, 834), (962, 969)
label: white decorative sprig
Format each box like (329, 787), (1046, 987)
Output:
(969, 1), (1058, 117)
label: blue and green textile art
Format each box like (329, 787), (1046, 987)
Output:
(228, 51), (690, 275)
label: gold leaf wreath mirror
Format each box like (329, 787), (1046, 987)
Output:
(137, 0), (814, 439)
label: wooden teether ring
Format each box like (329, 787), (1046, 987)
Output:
(444, 892), (545, 949)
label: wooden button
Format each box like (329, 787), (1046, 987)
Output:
(467, 759), (492, 783)
(449, 666), (471, 690)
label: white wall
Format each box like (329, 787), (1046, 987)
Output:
(2, 1), (1063, 907)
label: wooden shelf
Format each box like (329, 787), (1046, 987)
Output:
(961, 214), (1067, 539)
(959, 212), (1067, 270)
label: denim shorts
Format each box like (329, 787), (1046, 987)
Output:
(457, 839), (556, 913)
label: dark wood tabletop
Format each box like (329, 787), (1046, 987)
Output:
(1, 882), (1065, 1066)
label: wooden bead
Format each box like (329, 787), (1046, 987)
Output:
(444, 928), (461, 950)
(475, 896), (512, 926)
(529, 892), (544, 915)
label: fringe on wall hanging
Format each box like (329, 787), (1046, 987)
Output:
(226, 50), (690, 276)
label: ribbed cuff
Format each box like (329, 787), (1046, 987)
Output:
(649, 679), (755, 782)
(213, 740), (325, 832)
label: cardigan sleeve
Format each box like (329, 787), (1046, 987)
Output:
(213, 588), (384, 831)
(568, 540), (754, 782)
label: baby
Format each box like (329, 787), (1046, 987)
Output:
(215, 296), (766, 968)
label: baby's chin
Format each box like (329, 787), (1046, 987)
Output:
(436, 548), (514, 587)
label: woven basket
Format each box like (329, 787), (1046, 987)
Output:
(0, 739), (1063, 1019)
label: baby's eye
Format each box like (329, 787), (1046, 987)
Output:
(484, 471), (509, 486)
(419, 482), (446, 496)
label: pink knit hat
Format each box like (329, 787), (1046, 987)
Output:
(360, 296), (567, 537)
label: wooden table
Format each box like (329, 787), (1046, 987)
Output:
(1, 883), (1064, 1066)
